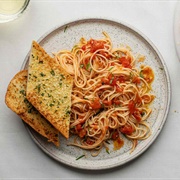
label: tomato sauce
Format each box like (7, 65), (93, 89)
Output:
(141, 66), (154, 84)
(113, 137), (124, 150)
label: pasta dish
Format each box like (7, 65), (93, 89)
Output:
(54, 32), (155, 155)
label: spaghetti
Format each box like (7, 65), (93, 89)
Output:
(54, 32), (155, 155)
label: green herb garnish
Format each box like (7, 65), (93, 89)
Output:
(86, 63), (91, 70)
(40, 72), (46, 77)
(60, 74), (65, 79)
(64, 25), (68, 32)
(65, 110), (71, 115)
(50, 70), (55, 76)
(108, 67), (114, 71)
(49, 103), (54, 107)
(109, 76), (114, 84)
(76, 155), (85, 160)
(48, 93), (52, 97)
(139, 70), (144, 78)
(20, 90), (26, 96)
(106, 149), (110, 154)
(24, 98), (29, 104)
(28, 108), (33, 113)
(36, 84), (41, 93)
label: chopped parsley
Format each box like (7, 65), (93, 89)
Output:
(49, 103), (54, 107)
(106, 149), (110, 154)
(40, 72), (46, 77)
(24, 98), (29, 104)
(60, 74), (65, 79)
(48, 93), (52, 97)
(86, 63), (91, 71)
(76, 155), (85, 160)
(64, 25), (68, 32)
(23, 98), (35, 113)
(35, 84), (41, 93)
(108, 67), (114, 71)
(50, 70), (55, 76)
(65, 110), (71, 115)
(139, 70), (144, 78)
(28, 108), (33, 113)
(20, 90), (26, 96)
(109, 75), (114, 84)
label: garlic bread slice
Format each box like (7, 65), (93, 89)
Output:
(26, 41), (73, 139)
(5, 70), (59, 146)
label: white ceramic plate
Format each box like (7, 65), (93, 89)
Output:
(21, 18), (171, 170)
(174, 1), (180, 60)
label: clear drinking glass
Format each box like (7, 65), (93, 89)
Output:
(0, 0), (30, 23)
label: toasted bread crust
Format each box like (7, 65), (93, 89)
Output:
(26, 41), (73, 138)
(5, 70), (59, 146)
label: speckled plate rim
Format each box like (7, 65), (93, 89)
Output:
(21, 17), (171, 170)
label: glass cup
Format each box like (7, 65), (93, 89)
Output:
(0, 0), (30, 23)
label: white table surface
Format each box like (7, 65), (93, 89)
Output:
(1, 0), (180, 179)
